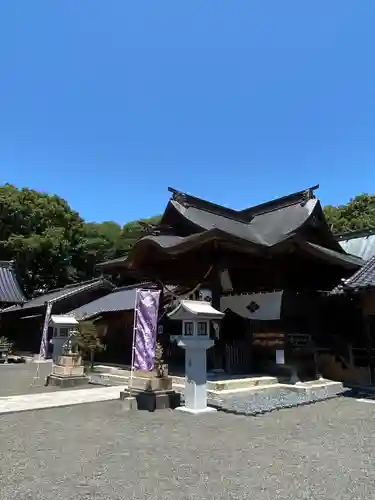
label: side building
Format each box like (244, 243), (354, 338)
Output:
(1, 278), (114, 354)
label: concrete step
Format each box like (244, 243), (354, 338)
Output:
(92, 373), (129, 386)
(172, 375), (279, 392)
(94, 365), (131, 376)
(93, 371), (279, 393)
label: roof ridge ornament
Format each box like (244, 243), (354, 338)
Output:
(300, 188), (316, 206)
(170, 189), (190, 207)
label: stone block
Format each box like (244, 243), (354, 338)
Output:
(48, 374), (88, 387)
(135, 390), (181, 412)
(52, 364), (85, 377)
(119, 390), (130, 400)
(55, 355), (82, 367)
(131, 376), (173, 392)
(121, 395), (138, 411)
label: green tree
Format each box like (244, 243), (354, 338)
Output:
(0, 184), (86, 295)
(0, 183), (162, 295)
(74, 319), (105, 369)
(77, 221), (122, 280)
(324, 194), (375, 233)
(115, 215), (161, 256)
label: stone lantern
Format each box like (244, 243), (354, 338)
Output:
(49, 315), (79, 361)
(48, 315), (87, 387)
(168, 300), (224, 415)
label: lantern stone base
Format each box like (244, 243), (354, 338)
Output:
(48, 355), (88, 388)
(120, 388), (181, 412)
(175, 405), (217, 415)
(120, 395), (138, 411)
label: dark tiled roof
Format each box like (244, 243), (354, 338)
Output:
(239, 185), (319, 217)
(66, 282), (158, 320)
(161, 187), (320, 247)
(332, 255), (375, 293)
(98, 185), (354, 270)
(0, 261), (26, 305)
(1, 278), (114, 313)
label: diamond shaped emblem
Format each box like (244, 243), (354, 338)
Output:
(247, 301), (260, 313)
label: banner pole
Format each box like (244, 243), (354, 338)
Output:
(32, 301), (52, 385)
(129, 289), (139, 398)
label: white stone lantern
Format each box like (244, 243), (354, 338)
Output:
(168, 300), (224, 415)
(49, 315), (79, 361)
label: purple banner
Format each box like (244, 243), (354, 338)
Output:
(132, 289), (161, 371)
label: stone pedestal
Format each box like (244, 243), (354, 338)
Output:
(176, 338), (217, 415)
(120, 393), (138, 411)
(120, 385), (180, 412)
(167, 299), (224, 416)
(135, 390), (180, 411)
(49, 355), (88, 388)
(131, 375), (173, 392)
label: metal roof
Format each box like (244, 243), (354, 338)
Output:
(332, 255), (375, 294)
(0, 261), (26, 305)
(66, 282), (159, 320)
(50, 315), (78, 326)
(337, 228), (375, 260)
(1, 278), (114, 313)
(302, 242), (364, 269)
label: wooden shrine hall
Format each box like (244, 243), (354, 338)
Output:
(98, 185), (364, 379)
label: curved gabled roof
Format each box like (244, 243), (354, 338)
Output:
(138, 186), (342, 252)
(98, 186), (360, 273)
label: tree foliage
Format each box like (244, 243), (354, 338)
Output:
(0, 184), (86, 295)
(324, 194), (375, 234)
(116, 216), (161, 255)
(75, 319), (105, 368)
(0, 183), (160, 297)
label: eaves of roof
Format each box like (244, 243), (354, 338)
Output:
(1, 278), (114, 314)
(65, 282), (159, 320)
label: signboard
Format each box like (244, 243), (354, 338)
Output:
(276, 349), (285, 365)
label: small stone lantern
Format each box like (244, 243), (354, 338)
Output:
(49, 315), (79, 361)
(48, 315), (87, 387)
(168, 300), (224, 415)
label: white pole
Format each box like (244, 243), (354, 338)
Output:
(129, 289), (139, 397)
(32, 301), (52, 385)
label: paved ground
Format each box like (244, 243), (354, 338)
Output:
(0, 362), (99, 397)
(0, 395), (375, 499)
(0, 386), (121, 414)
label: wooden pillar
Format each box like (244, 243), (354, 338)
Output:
(362, 292), (374, 384)
(209, 260), (224, 371)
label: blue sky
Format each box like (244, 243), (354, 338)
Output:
(0, 1), (374, 224)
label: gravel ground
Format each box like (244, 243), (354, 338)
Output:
(0, 395), (375, 499)
(208, 384), (347, 416)
(0, 363), (97, 397)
